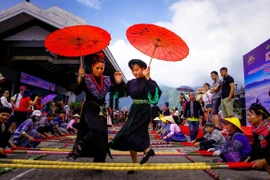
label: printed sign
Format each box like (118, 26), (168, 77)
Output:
(20, 72), (56, 92)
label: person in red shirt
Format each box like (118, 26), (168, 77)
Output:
(34, 94), (44, 110)
(13, 89), (38, 129)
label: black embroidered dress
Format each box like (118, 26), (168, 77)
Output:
(73, 73), (111, 162)
(109, 77), (161, 152)
(0, 121), (11, 149)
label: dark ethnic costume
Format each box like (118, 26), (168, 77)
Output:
(249, 119), (270, 165)
(109, 77), (162, 152)
(0, 121), (11, 150)
(0, 107), (12, 158)
(69, 73), (112, 162)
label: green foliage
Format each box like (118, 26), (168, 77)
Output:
(70, 102), (82, 112)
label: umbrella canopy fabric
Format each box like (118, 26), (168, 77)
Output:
(126, 23), (189, 62)
(41, 94), (57, 105)
(44, 25), (111, 57)
(176, 85), (194, 92)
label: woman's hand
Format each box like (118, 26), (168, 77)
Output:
(143, 68), (150, 80)
(252, 159), (267, 169)
(78, 66), (84, 77)
(114, 71), (122, 84)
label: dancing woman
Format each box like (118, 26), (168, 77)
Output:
(109, 59), (162, 170)
(67, 51), (114, 164)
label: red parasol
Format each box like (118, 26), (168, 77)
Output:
(45, 25), (111, 65)
(126, 23), (189, 67)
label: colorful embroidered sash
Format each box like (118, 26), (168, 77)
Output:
(84, 74), (111, 100)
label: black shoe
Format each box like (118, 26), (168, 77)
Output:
(66, 151), (74, 160)
(0, 154), (7, 158)
(127, 170), (135, 174)
(71, 151), (80, 160)
(140, 149), (155, 164)
(71, 144), (82, 160)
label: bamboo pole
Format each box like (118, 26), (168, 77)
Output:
(0, 159), (212, 167)
(0, 162), (254, 170)
(0, 145), (66, 175)
(0, 154), (45, 175)
(3, 150), (213, 156)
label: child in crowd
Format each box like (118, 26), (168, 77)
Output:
(192, 121), (225, 150)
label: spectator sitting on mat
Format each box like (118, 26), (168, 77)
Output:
(66, 113), (80, 134)
(162, 115), (187, 142)
(36, 112), (56, 137)
(207, 117), (251, 162)
(13, 110), (43, 148)
(52, 110), (68, 136)
(192, 121), (225, 150)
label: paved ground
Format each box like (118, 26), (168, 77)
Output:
(0, 129), (269, 180)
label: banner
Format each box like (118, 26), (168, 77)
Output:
(243, 38), (270, 126)
(20, 72), (56, 92)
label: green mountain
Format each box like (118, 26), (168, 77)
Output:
(157, 85), (180, 108)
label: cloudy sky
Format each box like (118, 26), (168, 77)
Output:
(1, 0), (270, 88)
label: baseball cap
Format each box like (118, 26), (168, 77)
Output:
(32, 110), (42, 117)
(20, 86), (26, 90)
(205, 121), (214, 127)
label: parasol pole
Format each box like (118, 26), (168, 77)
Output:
(148, 45), (158, 68)
(78, 38), (83, 68)
(80, 56), (83, 67)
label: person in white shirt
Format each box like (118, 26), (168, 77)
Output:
(11, 86), (25, 108)
(202, 83), (212, 107)
(1, 90), (10, 108)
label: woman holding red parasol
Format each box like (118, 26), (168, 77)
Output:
(109, 59), (162, 172)
(45, 24), (112, 167)
(67, 51), (115, 166)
